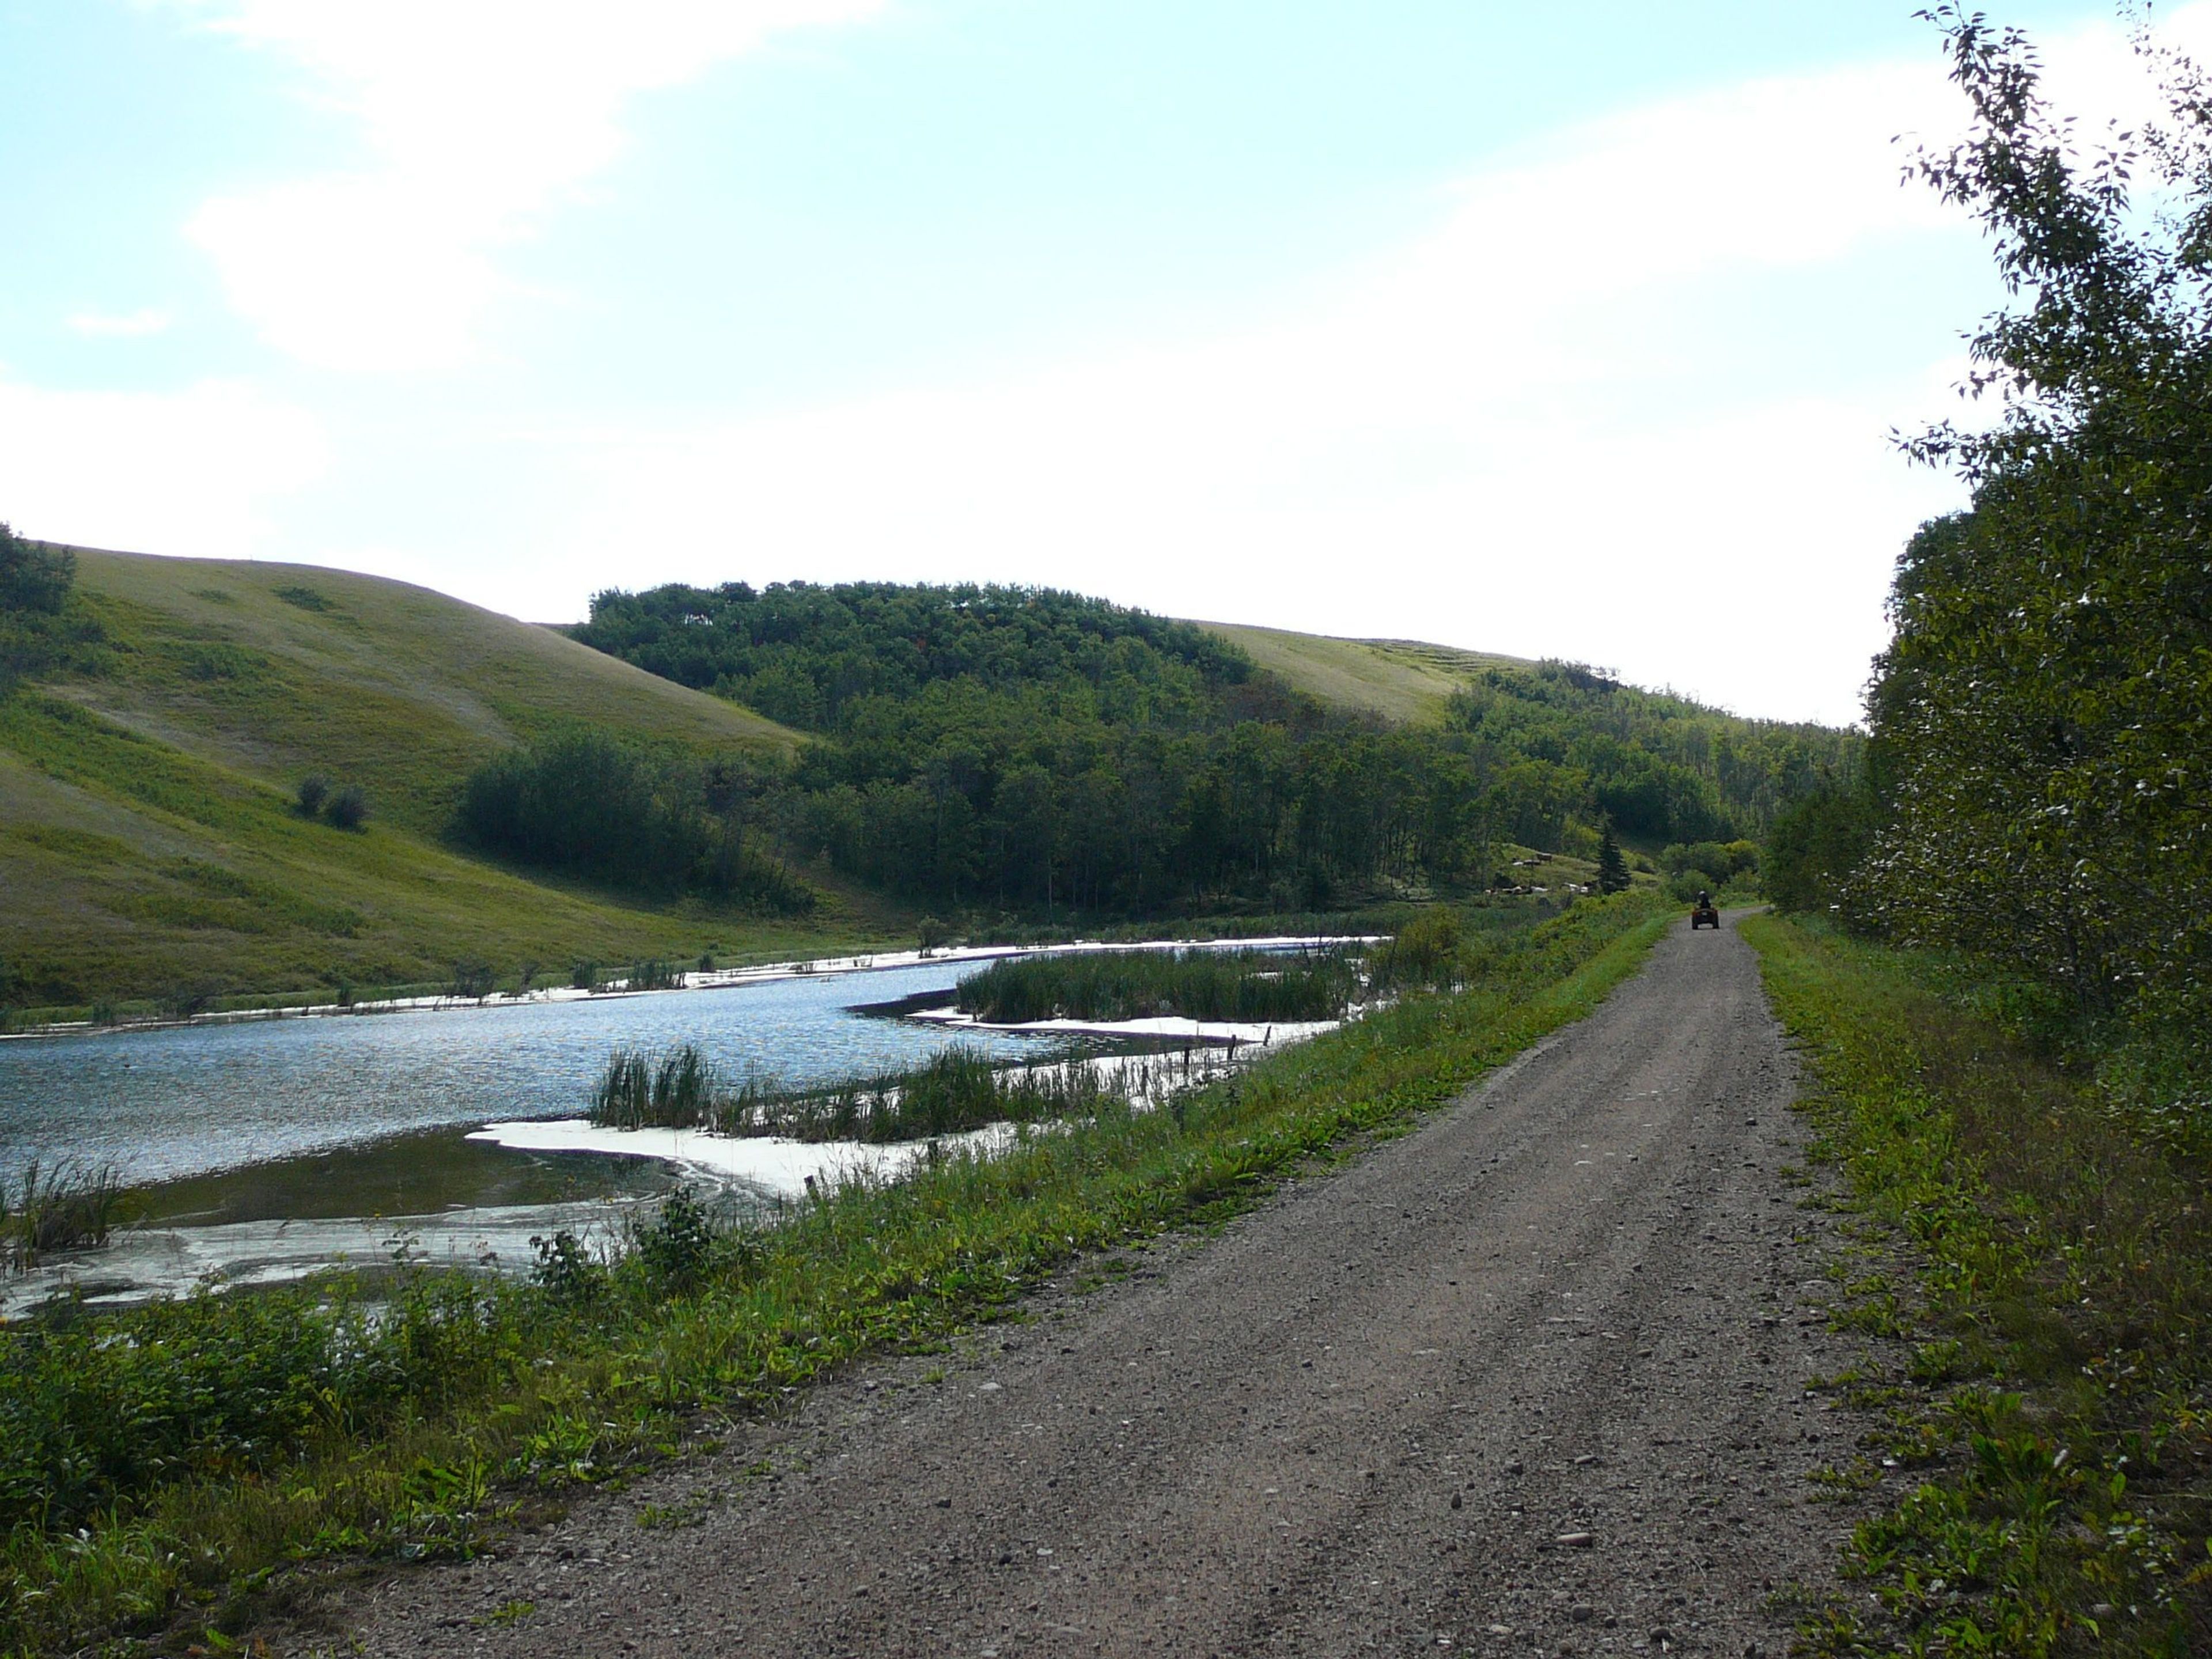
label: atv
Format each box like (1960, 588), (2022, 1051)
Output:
(1690, 902), (1721, 930)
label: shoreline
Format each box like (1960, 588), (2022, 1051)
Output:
(1, 935), (1378, 1044)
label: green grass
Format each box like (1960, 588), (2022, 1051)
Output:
(62, 548), (798, 834)
(0, 551), (918, 1009)
(0, 891), (1664, 1654)
(1741, 914), (2212, 1657)
(1191, 620), (1529, 725)
(955, 945), (1360, 1024)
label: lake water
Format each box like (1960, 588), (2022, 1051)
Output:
(0, 959), (1070, 1188)
(0, 944), (1334, 1313)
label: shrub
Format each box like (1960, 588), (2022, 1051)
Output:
(295, 773), (329, 816)
(323, 783), (368, 830)
(956, 947), (1357, 1025)
(528, 1230), (604, 1306)
(0, 526), (74, 615)
(449, 960), (495, 1001)
(630, 1188), (716, 1292)
(1371, 910), (1464, 993)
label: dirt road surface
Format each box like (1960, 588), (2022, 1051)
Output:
(342, 915), (1880, 1657)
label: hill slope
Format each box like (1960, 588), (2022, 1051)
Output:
(570, 578), (1854, 915)
(60, 549), (798, 835)
(0, 551), (848, 1014)
(1191, 623), (1530, 725)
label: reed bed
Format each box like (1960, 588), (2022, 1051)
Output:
(586, 1043), (1123, 1143)
(1, 1160), (126, 1269)
(590, 1044), (717, 1129)
(955, 946), (1358, 1025)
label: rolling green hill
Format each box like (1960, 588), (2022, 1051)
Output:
(1, 550), (1850, 1015)
(58, 549), (798, 835)
(572, 579), (1852, 916)
(1191, 623), (1531, 725)
(0, 550), (869, 1016)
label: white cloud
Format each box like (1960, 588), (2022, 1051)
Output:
(474, 56), (1975, 724)
(484, 9), (2212, 725)
(99, 1), (2212, 725)
(0, 377), (327, 555)
(66, 307), (175, 338)
(169, 0), (886, 372)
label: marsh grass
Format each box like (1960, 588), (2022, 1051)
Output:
(0, 893), (1664, 1655)
(1, 1160), (127, 1268)
(590, 1045), (717, 1130)
(586, 1043), (1120, 1143)
(955, 946), (1359, 1025)
(1743, 914), (2212, 1657)
(719, 1049), (1122, 1144)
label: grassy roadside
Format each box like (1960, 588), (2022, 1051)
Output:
(1741, 914), (2212, 1656)
(0, 892), (1665, 1653)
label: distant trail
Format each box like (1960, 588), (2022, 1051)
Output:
(345, 915), (1874, 1657)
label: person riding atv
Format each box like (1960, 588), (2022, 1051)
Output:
(1690, 888), (1720, 930)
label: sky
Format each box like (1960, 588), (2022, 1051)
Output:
(1, 1), (2204, 726)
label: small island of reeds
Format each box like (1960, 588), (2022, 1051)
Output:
(589, 1044), (1118, 1143)
(953, 946), (1357, 1025)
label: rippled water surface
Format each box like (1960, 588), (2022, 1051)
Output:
(0, 961), (1062, 1187)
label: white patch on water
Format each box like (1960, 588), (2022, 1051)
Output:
(462, 1014), (1340, 1198)
(910, 1008), (1340, 1044)
(463, 1117), (1013, 1194)
(0, 1196), (648, 1319)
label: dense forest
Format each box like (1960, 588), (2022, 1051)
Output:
(1766, 14), (2212, 1089)
(539, 580), (1853, 917)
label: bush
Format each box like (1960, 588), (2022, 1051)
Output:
(1663, 868), (1724, 905)
(295, 773), (329, 816)
(1763, 782), (1876, 919)
(0, 524), (102, 691)
(323, 783), (368, 830)
(1371, 910), (1464, 993)
(1659, 839), (1758, 881)
(0, 527), (73, 615)
(957, 947), (1358, 1024)
(630, 1188), (716, 1292)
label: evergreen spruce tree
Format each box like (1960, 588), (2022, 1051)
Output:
(1596, 820), (1630, 895)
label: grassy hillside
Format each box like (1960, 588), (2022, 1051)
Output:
(60, 549), (797, 836)
(1192, 622), (1529, 725)
(0, 551), (877, 1015)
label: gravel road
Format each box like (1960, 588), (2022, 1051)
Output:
(340, 914), (1881, 1657)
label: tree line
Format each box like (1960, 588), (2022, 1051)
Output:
(1765, 13), (2212, 1085)
(514, 579), (1850, 918)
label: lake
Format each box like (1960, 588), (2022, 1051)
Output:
(0, 958), (1075, 1189)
